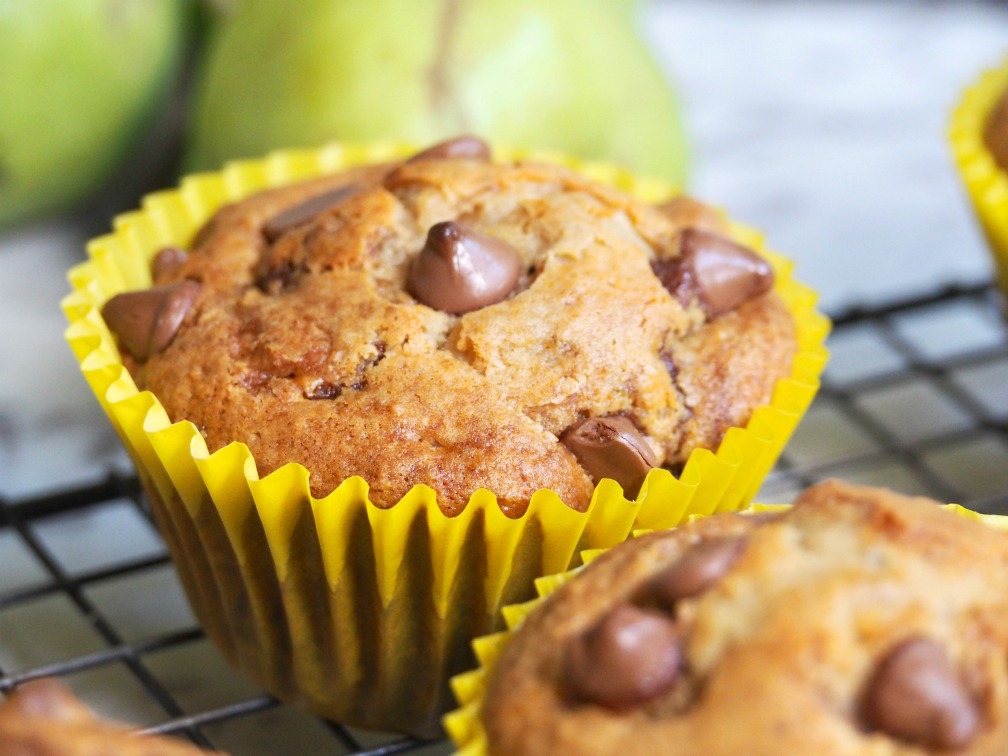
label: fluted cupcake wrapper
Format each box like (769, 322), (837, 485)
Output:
(444, 504), (1008, 754)
(950, 56), (1008, 297)
(62, 142), (828, 736)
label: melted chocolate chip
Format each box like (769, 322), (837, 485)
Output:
(652, 229), (773, 318)
(564, 605), (682, 709)
(101, 280), (201, 362)
(408, 221), (521, 314)
(306, 382), (343, 400)
(647, 537), (746, 608)
(263, 184), (360, 243)
(367, 341), (387, 366)
(257, 259), (300, 294)
(861, 637), (980, 750)
(407, 135), (492, 163)
(560, 416), (656, 498)
(150, 246), (188, 281)
(656, 196), (725, 233)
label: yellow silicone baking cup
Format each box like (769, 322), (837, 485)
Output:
(950, 56), (1008, 295)
(62, 142), (829, 737)
(445, 503), (1008, 754)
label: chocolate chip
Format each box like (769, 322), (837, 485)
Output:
(861, 637), (980, 750)
(564, 605), (682, 709)
(656, 196), (725, 233)
(150, 246), (188, 281)
(652, 229), (773, 318)
(8, 679), (73, 719)
(101, 280), (201, 362)
(560, 416), (656, 498)
(660, 351), (678, 381)
(306, 382), (342, 400)
(646, 537), (746, 607)
(406, 135), (492, 163)
(407, 221), (521, 314)
(263, 184), (360, 243)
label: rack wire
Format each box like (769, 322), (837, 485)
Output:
(0, 282), (1006, 754)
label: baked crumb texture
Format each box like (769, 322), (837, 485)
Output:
(984, 86), (1008, 172)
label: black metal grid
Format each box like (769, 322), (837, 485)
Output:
(764, 281), (1008, 515)
(1, 282), (1006, 754)
(0, 473), (436, 755)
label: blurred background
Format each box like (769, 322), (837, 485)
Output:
(0, 1), (1006, 753)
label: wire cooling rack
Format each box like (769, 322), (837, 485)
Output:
(0, 282), (1006, 754)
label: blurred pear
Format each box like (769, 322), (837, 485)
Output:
(186, 0), (687, 184)
(0, 0), (187, 228)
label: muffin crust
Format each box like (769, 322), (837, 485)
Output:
(115, 153), (795, 516)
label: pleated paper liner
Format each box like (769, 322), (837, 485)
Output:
(62, 142), (829, 737)
(444, 503), (1008, 754)
(950, 56), (1008, 297)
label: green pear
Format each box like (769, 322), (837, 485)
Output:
(186, 0), (687, 184)
(0, 0), (186, 228)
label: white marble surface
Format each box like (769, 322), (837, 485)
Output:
(0, 224), (132, 500)
(1, 0), (1006, 501)
(0, 2), (1006, 752)
(644, 0), (1006, 310)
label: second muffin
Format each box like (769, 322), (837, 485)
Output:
(454, 480), (1008, 754)
(950, 57), (1008, 298)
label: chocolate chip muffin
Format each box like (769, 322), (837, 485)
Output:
(100, 136), (795, 516)
(478, 480), (1008, 755)
(0, 679), (222, 755)
(984, 87), (1008, 172)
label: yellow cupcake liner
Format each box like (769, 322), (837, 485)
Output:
(949, 56), (1008, 295)
(62, 142), (828, 736)
(445, 503), (1008, 754)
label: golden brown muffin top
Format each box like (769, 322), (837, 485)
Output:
(102, 137), (794, 516)
(0, 679), (222, 755)
(482, 480), (1008, 755)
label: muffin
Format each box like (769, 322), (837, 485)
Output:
(450, 480), (1008, 755)
(64, 138), (827, 735)
(101, 136), (795, 516)
(950, 57), (1008, 297)
(0, 679), (221, 755)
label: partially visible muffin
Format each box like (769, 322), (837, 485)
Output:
(479, 480), (1008, 755)
(100, 136), (795, 516)
(0, 679), (222, 755)
(984, 88), (1008, 172)
(951, 60), (1008, 301)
